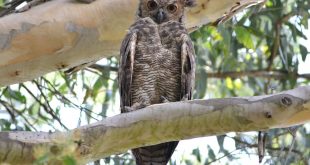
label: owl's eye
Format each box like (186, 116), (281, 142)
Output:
(167, 4), (178, 13)
(147, 0), (158, 10)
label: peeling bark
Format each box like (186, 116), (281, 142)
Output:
(0, 86), (309, 164)
(0, 0), (264, 86)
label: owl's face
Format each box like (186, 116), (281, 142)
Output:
(138, 0), (196, 24)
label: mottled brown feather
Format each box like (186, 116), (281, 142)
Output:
(181, 36), (195, 100)
(119, 31), (137, 113)
(118, 0), (196, 164)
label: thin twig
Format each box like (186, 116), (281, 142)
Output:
(0, 100), (38, 131)
(225, 135), (303, 157)
(89, 64), (310, 80)
(21, 84), (68, 130)
(267, 11), (297, 71)
(40, 77), (101, 120)
(284, 127), (298, 165)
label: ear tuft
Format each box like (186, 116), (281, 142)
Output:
(185, 0), (196, 7)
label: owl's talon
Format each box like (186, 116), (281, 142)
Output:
(181, 94), (189, 101)
(124, 103), (147, 112)
(160, 96), (170, 103)
(124, 106), (135, 112)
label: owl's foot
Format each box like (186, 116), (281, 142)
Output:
(160, 96), (170, 103)
(124, 106), (135, 112)
(181, 94), (189, 101)
(124, 103), (147, 112)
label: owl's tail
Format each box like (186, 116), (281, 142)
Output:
(132, 141), (179, 165)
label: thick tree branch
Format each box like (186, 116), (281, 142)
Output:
(0, 85), (309, 164)
(0, 0), (264, 86)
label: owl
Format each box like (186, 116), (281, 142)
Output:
(118, 0), (196, 164)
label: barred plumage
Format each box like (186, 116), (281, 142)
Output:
(118, 0), (196, 164)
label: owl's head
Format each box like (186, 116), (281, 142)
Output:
(138, 0), (196, 24)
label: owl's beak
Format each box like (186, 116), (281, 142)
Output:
(156, 9), (165, 24)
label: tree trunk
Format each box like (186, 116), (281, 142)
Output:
(0, 0), (264, 86)
(1, 86), (309, 164)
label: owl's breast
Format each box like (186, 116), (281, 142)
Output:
(159, 21), (187, 52)
(134, 22), (161, 61)
(130, 19), (185, 104)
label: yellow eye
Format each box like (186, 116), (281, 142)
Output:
(147, 0), (158, 10)
(167, 4), (178, 13)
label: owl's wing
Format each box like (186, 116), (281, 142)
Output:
(181, 35), (196, 100)
(118, 31), (137, 113)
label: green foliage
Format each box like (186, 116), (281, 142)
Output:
(207, 145), (216, 163)
(191, 148), (201, 162)
(62, 156), (77, 165)
(235, 26), (255, 49)
(34, 154), (77, 165)
(34, 154), (49, 165)
(188, 0), (310, 164)
(299, 45), (308, 62)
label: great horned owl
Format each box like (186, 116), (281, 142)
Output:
(118, 0), (196, 164)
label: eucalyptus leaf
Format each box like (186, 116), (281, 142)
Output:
(235, 26), (254, 49)
(299, 45), (308, 62)
(62, 156), (77, 165)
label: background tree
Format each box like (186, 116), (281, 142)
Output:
(0, 0), (309, 164)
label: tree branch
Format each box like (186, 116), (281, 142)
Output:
(0, 85), (309, 164)
(226, 135), (304, 157)
(206, 70), (310, 79)
(89, 64), (310, 79)
(0, 0), (265, 86)
(267, 11), (297, 71)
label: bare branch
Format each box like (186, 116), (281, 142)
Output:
(0, 0), (265, 86)
(226, 135), (304, 157)
(0, 85), (309, 164)
(20, 83), (68, 129)
(89, 64), (310, 79)
(267, 11), (298, 71)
